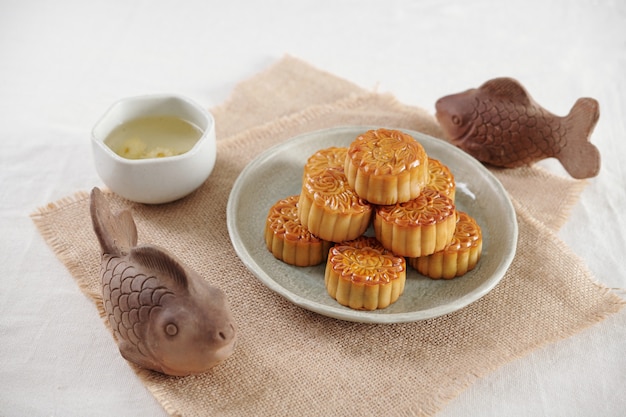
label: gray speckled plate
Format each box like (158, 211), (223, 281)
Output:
(226, 126), (517, 323)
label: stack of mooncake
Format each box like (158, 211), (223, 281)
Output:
(264, 128), (482, 311)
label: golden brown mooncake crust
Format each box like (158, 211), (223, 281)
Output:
(302, 146), (348, 182)
(344, 128), (429, 205)
(374, 187), (456, 258)
(265, 195), (332, 267)
(324, 236), (406, 310)
(427, 158), (456, 201)
(297, 167), (372, 242)
(409, 211), (482, 279)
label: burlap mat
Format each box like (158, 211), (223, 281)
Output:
(32, 56), (624, 417)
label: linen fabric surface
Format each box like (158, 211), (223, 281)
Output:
(32, 56), (624, 417)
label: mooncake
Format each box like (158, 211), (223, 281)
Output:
(298, 167), (372, 242)
(409, 211), (482, 279)
(265, 195), (332, 267)
(373, 187), (456, 258)
(302, 146), (348, 182)
(344, 128), (429, 205)
(325, 236), (406, 310)
(427, 158), (456, 201)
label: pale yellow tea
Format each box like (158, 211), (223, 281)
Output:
(105, 115), (203, 159)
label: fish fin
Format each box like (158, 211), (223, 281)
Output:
(479, 77), (532, 105)
(557, 98), (601, 179)
(129, 245), (189, 290)
(90, 187), (138, 255)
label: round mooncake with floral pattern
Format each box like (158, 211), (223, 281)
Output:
(344, 128), (429, 205)
(409, 211), (482, 279)
(297, 167), (372, 243)
(325, 236), (406, 310)
(374, 187), (456, 258)
(265, 195), (332, 267)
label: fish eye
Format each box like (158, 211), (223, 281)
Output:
(165, 323), (178, 336)
(451, 115), (461, 126)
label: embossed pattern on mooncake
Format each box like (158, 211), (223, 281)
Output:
(344, 128), (429, 205)
(298, 167), (372, 242)
(427, 158), (456, 201)
(302, 146), (348, 182)
(325, 236), (406, 311)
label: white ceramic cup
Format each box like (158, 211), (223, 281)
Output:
(91, 94), (216, 204)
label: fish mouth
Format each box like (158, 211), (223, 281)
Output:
(434, 103), (446, 127)
(213, 333), (238, 362)
(435, 95), (479, 147)
(163, 337), (238, 376)
(434, 111), (465, 146)
(440, 117), (476, 147)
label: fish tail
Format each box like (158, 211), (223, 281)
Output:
(557, 98), (601, 179)
(90, 187), (138, 255)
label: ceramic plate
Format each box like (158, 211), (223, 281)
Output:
(227, 126), (517, 323)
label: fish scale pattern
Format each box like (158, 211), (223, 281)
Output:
(100, 255), (173, 356)
(471, 98), (567, 167)
(436, 77), (600, 178)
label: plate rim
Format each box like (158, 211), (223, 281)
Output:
(226, 125), (518, 323)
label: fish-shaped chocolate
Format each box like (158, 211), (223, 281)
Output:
(435, 77), (600, 179)
(90, 187), (236, 376)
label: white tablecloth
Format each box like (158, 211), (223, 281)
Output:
(2, 1), (624, 416)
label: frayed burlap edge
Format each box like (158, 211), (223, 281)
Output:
(31, 191), (99, 302)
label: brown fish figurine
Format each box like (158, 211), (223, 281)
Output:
(435, 77), (601, 179)
(90, 187), (237, 376)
